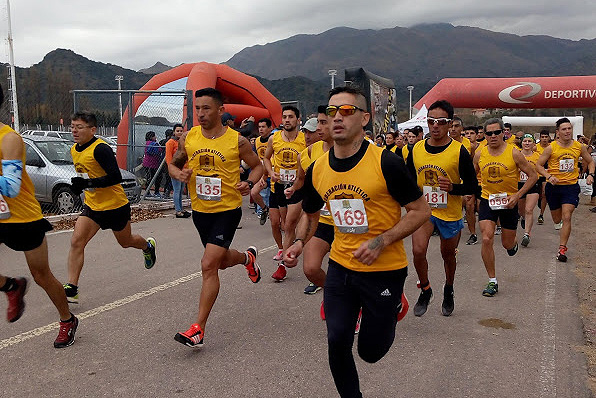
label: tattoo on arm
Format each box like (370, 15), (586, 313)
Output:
(171, 149), (188, 169)
(368, 236), (384, 250)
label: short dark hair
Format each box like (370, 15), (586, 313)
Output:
(411, 125), (424, 136)
(453, 116), (463, 124)
(556, 117), (571, 129)
(464, 126), (478, 133)
(282, 105), (300, 119)
(173, 123), (183, 130)
(428, 100), (454, 119)
(71, 111), (97, 127)
(145, 131), (156, 141)
(317, 105), (327, 114)
(385, 131), (397, 139)
(195, 87), (224, 106)
(504, 122), (512, 129)
(258, 118), (272, 127)
(328, 86), (368, 111)
(164, 128), (173, 138)
(539, 129), (551, 137)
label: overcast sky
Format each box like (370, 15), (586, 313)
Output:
(2, 0), (595, 71)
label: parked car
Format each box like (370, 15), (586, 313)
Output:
(22, 130), (74, 142)
(23, 136), (141, 214)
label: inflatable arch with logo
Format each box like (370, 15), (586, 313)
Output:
(414, 76), (596, 111)
(116, 62), (282, 168)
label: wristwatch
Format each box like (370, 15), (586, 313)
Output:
(246, 180), (254, 189)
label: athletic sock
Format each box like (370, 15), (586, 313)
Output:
(489, 277), (498, 284)
(0, 277), (16, 292)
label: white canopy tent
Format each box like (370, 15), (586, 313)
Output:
(397, 105), (429, 135)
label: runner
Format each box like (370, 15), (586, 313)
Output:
(473, 117), (537, 297)
(0, 85), (77, 347)
(263, 105), (307, 281)
(284, 86), (430, 398)
(464, 126), (480, 244)
(250, 118), (274, 226)
(169, 88), (263, 347)
(536, 130), (552, 225)
(407, 100), (478, 316)
(518, 134), (541, 247)
(449, 116), (474, 156)
(284, 106), (333, 297)
(536, 117), (595, 262)
(63, 112), (157, 304)
(402, 125), (423, 160)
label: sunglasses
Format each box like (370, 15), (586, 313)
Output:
(485, 130), (503, 136)
(427, 117), (452, 126)
(326, 105), (365, 117)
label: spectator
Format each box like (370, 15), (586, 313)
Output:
(222, 112), (255, 138)
(165, 124), (190, 218)
(142, 131), (160, 196)
(154, 129), (173, 198)
(375, 134), (386, 147)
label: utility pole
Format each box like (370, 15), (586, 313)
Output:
(328, 70), (337, 89)
(407, 85), (414, 119)
(115, 75), (123, 120)
(6, 0), (19, 131)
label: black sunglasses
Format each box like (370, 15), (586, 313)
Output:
(485, 130), (503, 136)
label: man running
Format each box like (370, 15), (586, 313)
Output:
(518, 134), (541, 247)
(536, 130), (552, 225)
(464, 126), (480, 244)
(250, 118), (274, 226)
(0, 85), (78, 347)
(263, 105), (307, 281)
(170, 88), (263, 347)
(63, 112), (157, 304)
(536, 117), (594, 262)
(285, 86), (430, 398)
(473, 118), (537, 297)
(407, 100), (477, 317)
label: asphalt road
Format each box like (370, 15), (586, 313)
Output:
(0, 203), (591, 397)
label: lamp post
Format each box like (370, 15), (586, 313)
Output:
(328, 70), (337, 89)
(407, 85), (414, 119)
(115, 75), (124, 120)
(7, 0), (19, 132)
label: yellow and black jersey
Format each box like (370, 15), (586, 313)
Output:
(0, 125), (43, 223)
(546, 141), (583, 185)
(71, 137), (128, 211)
(478, 144), (519, 198)
(255, 134), (270, 161)
(185, 126), (242, 213)
(302, 140), (422, 273)
(520, 150), (540, 181)
(271, 130), (306, 174)
(303, 141), (333, 226)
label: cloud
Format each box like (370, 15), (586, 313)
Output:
(1, 0), (594, 70)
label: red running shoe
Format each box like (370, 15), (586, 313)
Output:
(272, 249), (283, 261)
(174, 323), (204, 347)
(245, 246), (261, 283)
(271, 264), (287, 281)
(6, 277), (28, 323)
(354, 309), (362, 334)
(54, 316), (78, 348)
(397, 292), (409, 322)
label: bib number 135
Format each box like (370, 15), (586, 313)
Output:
(329, 198), (368, 234)
(196, 176), (222, 201)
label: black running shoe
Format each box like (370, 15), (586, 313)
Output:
(442, 285), (454, 316)
(466, 234), (478, 245)
(259, 206), (269, 226)
(413, 287), (433, 317)
(506, 243), (518, 256)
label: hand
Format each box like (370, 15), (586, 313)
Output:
(271, 172), (280, 183)
(437, 176), (452, 192)
(587, 175), (594, 186)
(547, 175), (559, 185)
(177, 168), (192, 183)
(236, 181), (251, 196)
(284, 186), (295, 199)
(506, 193), (519, 209)
(283, 243), (302, 268)
(352, 236), (385, 266)
(71, 177), (88, 195)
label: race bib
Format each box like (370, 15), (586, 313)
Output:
(320, 203), (331, 217)
(195, 176), (222, 201)
(423, 186), (448, 209)
(279, 168), (297, 184)
(0, 194), (11, 220)
(559, 158), (574, 172)
(329, 198), (368, 234)
(488, 193), (508, 210)
(519, 171), (528, 182)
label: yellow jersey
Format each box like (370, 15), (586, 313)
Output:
(71, 138), (128, 211)
(271, 130), (306, 185)
(520, 151), (540, 182)
(547, 141), (583, 185)
(304, 141), (333, 226)
(0, 125), (43, 223)
(185, 126), (242, 213)
(479, 144), (519, 199)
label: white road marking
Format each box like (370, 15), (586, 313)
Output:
(0, 244), (278, 351)
(539, 257), (557, 398)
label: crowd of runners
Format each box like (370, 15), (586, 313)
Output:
(1, 83), (594, 398)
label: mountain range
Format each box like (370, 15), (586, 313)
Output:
(2, 23), (596, 127)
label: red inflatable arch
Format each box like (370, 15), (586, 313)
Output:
(116, 62), (282, 168)
(414, 76), (596, 111)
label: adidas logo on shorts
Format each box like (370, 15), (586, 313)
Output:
(381, 289), (391, 297)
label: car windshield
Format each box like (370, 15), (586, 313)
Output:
(59, 132), (74, 141)
(34, 141), (73, 164)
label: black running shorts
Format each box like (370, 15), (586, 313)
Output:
(478, 198), (519, 230)
(0, 218), (52, 251)
(545, 183), (580, 210)
(269, 182), (303, 209)
(313, 222), (334, 246)
(192, 207), (242, 249)
(81, 203), (131, 232)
